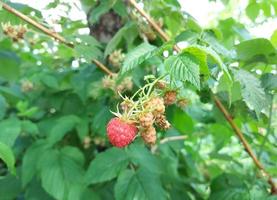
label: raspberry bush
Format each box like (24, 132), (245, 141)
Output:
(0, 0), (277, 199)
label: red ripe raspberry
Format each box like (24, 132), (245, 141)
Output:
(106, 118), (138, 148)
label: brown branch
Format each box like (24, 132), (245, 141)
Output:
(128, 0), (169, 41)
(128, 0), (276, 193)
(93, 59), (113, 76)
(213, 95), (277, 194)
(128, 0), (180, 52)
(0, 1), (113, 76)
(1, 2), (69, 45)
(213, 96), (264, 170)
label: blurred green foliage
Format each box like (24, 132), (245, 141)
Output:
(0, 0), (276, 199)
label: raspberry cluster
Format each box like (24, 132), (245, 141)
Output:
(21, 80), (34, 92)
(1, 22), (27, 42)
(108, 49), (125, 69)
(163, 91), (177, 105)
(106, 77), (191, 148)
(140, 96), (172, 144)
(82, 136), (92, 149)
(82, 135), (106, 149)
(102, 74), (133, 94)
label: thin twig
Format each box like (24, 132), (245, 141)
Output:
(159, 135), (187, 144)
(93, 59), (113, 76)
(213, 95), (276, 194)
(151, 135), (187, 153)
(212, 95), (265, 171)
(1, 2), (69, 45)
(127, 0), (276, 193)
(128, 0), (180, 52)
(128, 0), (169, 41)
(0, 1), (113, 76)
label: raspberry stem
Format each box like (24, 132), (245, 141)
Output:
(124, 76), (166, 120)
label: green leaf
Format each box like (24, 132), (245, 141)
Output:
(0, 174), (21, 200)
(91, 106), (113, 136)
(0, 85), (23, 101)
(22, 140), (50, 187)
(209, 124), (232, 151)
(171, 107), (194, 134)
(88, 0), (117, 23)
(61, 146), (85, 166)
(248, 180), (272, 200)
(121, 43), (157, 74)
(261, 73), (277, 92)
(235, 38), (277, 64)
(16, 100), (39, 117)
(183, 47), (209, 78)
(260, 2), (271, 17)
(74, 44), (102, 62)
(232, 69), (266, 114)
(104, 23), (135, 57)
(0, 50), (20, 80)
(165, 53), (200, 89)
(114, 168), (167, 200)
(21, 120), (39, 135)
(230, 82), (242, 103)
(113, 0), (128, 17)
(73, 35), (103, 62)
(209, 173), (250, 200)
(85, 148), (129, 184)
(0, 141), (16, 175)
(246, 3), (260, 21)
(202, 32), (236, 59)
(127, 143), (162, 174)
(76, 117), (89, 140)
(175, 30), (199, 43)
(185, 17), (202, 33)
(81, 188), (101, 200)
(38, 147), (85, 200)
(271, 30), (277, 48)
(77, 35), (102, 48)
(217, 73), (234, 104)
(0, 94), (7, 120)
(0, 117), (21, 146)
(24, 180), (55, 200)
(187, 45), (232, 81)
(47, 115), (80, 145)
(40, 74), (59, 89)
